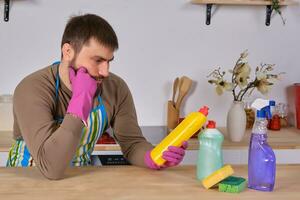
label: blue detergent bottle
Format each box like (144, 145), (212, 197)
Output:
(197, 120), (224, 181)
(248, 98), (276, 192)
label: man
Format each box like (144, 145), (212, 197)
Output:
(7, 14), (187, 180)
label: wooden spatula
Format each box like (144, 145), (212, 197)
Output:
(175, 76), (193, 110)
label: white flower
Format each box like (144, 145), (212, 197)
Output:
(235, 63), (251, 87)
(257, 78), (273, 95)
(208, 79), (233, 95)
(256, 71), (267, 80)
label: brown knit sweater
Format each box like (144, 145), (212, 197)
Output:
(12, 64), (153, 179)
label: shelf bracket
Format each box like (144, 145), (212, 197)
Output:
(206, 4), (213, 25)
(265, 5), (273, 26)
(4, 0), (10, 22)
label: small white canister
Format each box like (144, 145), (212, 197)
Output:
(0, 94), (13, 131)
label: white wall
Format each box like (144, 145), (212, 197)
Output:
(0, 0), (299, 126)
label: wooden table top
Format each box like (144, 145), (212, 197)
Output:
(0, 165), (299, 199)
(1, 127), (300, 152)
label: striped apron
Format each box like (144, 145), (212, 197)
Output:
(6, 64), (108, 167)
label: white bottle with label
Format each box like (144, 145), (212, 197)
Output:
(0, 94), (13, 131)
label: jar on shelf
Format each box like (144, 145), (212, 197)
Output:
(244, 101), (255, 129)
(269, 114), (281, 131)
(277, 103), (289, 128)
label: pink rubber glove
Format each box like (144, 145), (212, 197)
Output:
(67, 67), (97, 124)
(144, 141), (188, 170)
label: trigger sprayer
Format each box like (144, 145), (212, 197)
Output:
(248, 98), (276, 192)
(251, 98), (272, 120)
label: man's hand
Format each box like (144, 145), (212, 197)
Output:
(144, 141), (188, 170)
(66, 67), (97, 124)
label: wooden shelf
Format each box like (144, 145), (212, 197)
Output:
(191, 0), (299, 6)
(191, 0), (299, 25)
(188, 127), (300, 150)
(0, 131), (13, 152)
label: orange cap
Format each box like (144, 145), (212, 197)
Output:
(199, 106), (209, 116)
(206, 120), (216, 128)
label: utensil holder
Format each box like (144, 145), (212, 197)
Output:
(167, 100), (179, 133)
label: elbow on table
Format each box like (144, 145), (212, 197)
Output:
(41, 168), (65, 180)
(122, 148), (148, 168)
(38, 164), (66, 180)
(35, 149), (68, 180)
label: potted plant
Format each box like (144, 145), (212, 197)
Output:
(207, 50), (284, 142)
(272, 0), (286, 25)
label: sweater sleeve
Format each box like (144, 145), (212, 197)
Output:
(111, 80), (153, 167)
(13, 78), (84, 180)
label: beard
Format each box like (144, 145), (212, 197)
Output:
(69, 56), (77, 69)
(68, 55), (106, 84)
(68, 56), (103, 91)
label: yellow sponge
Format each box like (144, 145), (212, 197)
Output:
(202, 165), (234, 189)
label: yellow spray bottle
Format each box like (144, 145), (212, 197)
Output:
(151, 106), (209, 166)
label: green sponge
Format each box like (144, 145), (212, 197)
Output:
(218, 176), (246, 193)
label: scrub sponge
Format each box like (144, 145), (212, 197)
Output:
(202, 165), (234, 189)
(219, 176), (246, 193)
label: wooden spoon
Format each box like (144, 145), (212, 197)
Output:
(175, 76), (193, 110)
(172, 77), (179, 106)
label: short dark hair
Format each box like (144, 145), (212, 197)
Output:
(61, 14), (118, 54)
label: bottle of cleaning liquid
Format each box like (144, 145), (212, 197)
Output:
(248, 98), (276, 192)
(197, 120), (224, 181)
(151, 106), (209, 166)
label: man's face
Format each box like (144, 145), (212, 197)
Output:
(69, 38), (114, 84)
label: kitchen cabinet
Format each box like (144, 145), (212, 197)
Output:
(93, 126), (300, 164)
(1, 127), (300, 166)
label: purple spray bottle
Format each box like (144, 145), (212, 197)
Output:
(248, 98), (276, 192)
